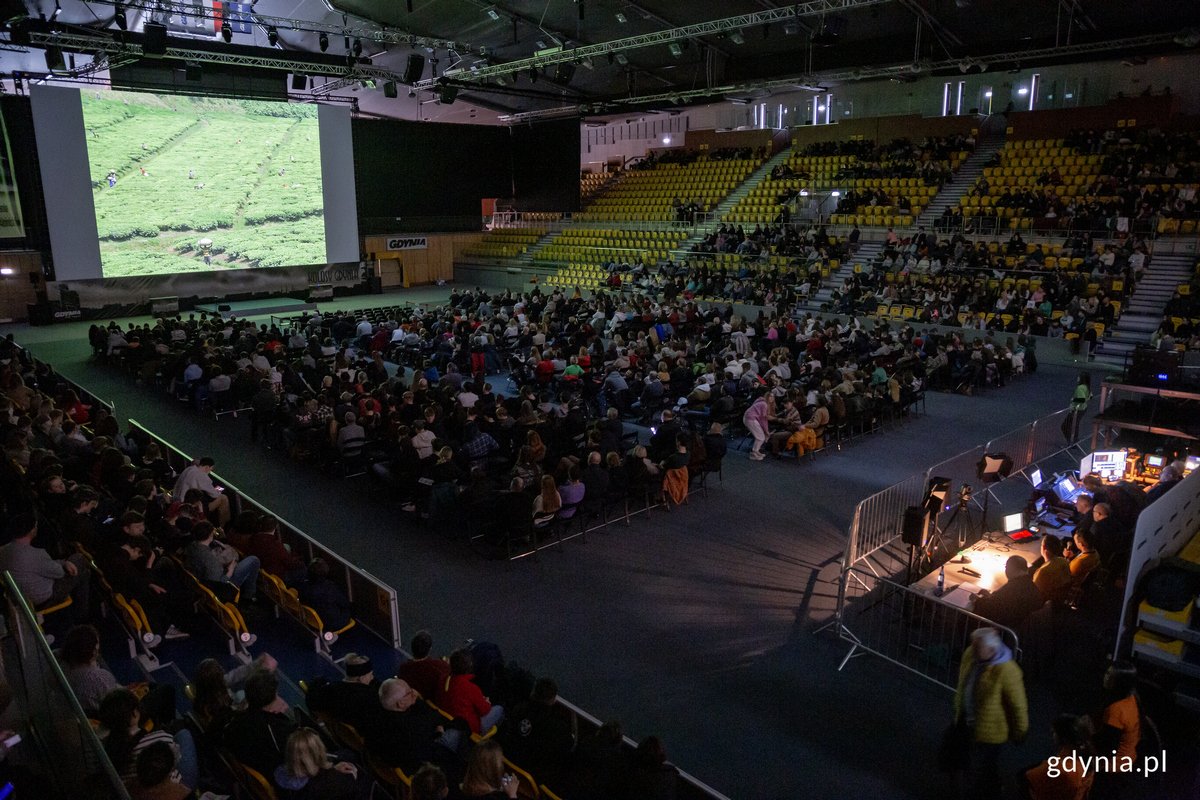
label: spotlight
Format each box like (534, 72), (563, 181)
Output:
(221, 21), (232, 42)
(615, 53), (628, 65)
(319, 32), (329, 52)
(959, 60), (971, 73)
(114, 5), (127, 30)
(830, 190), (840, 197)
(976, 453), (1013, 484)
(353, 38), (362, 57)
(267, 26), (278, 47)
(729, 31), (745, 45)
(408, 89), (416, 97)
(616, 12), (627, 23)
(1017, 86), (1029, 95)
(0, 268), (14, 276)
(486, 7), (500, 20)
(668, 42), (682, 58)
(662, 135), (671, 144)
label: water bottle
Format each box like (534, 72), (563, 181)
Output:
(934, 566), (945, 597)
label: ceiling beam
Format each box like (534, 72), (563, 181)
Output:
(895, 0), (962, 53)
(498, 30), (1178, 123)
(620, 2), (734, 59)
(426, 0), (891, 86)
(467, 0), (673, 88)
(77, 0), (474, 51)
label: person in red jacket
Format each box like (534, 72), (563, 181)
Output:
(435, 649), (504, 735)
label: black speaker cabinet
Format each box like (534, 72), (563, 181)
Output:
(901, 506), (929, 547)
(403, 54), (425, 85)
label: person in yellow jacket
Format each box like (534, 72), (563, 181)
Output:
(953, 627), (1029, 800)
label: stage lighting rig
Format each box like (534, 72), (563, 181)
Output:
(319, 32), (329, 52)
(221, 21), (232, 42)
(267, 26), (278, 47)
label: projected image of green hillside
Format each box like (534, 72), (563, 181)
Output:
(82, 91), (327, 277)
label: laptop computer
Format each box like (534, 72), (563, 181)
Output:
(1003, 511), (1035, 541)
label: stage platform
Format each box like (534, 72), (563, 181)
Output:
(195, 297), (318, 320)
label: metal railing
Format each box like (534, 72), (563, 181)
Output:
(835, 566), (1021, 691)
(3, 572), (130, 799)
(556, 696), (732, 800)
(126, 419), (402, 650)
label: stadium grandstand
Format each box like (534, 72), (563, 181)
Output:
(2, 2), (1200, 800)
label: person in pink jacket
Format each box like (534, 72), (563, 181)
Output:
(743, 393), (770, 461)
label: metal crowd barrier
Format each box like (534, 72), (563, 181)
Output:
(835, 566), (1021, 691)
(844, 472), (927, 569)
(3, 573), (130, 799)
(126, 419), (402, 650)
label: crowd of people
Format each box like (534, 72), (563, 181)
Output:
(954, 127), (1200, 235)
(820, 229), (1145, 351)
(0, 336), (686, 800)
(89, 270), (1037, 553)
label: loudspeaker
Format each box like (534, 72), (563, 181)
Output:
(555, 63), (576, 83)
(403, 54), (425, 85)
(292, 73), (307, 91)
(44, 46), (65, 72)
(901, 506), (929, 547)
(143, 22), (168, 57)
(439, 85), (458, 104)
(383, 80), (397, 98)
(185, 63), (202, 81)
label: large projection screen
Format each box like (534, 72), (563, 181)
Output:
(31, 85), (357, 282)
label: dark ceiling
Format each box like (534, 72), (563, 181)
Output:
(325, 0), (1200, 114)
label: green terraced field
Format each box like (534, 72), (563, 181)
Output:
(82, 91), (328, 278)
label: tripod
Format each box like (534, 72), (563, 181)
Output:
(922, 487), (977, 570)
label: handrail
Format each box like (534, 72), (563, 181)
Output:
(554, 697), (732, 800)
(3, 572), (130, 799)
(126, 418), (402, 650)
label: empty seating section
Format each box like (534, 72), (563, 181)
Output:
(539, 228), (686, 291)
(536, 227), (686, 268)
(961, 138), (1103, 230)
(577, 155), (762, 221)
(724, 175), (810, 224)
(462, 227), (547, 259)
(580, 170), (618, 205)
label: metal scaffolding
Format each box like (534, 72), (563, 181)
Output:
(422, 0), (891, 87)
(496, 31), (1179, 123)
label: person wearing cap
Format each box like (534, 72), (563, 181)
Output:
(306, 653), (379, 731)
(951, 627), (1029, 800)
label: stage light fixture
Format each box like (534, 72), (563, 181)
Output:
(923, 476), (952, 513)
(114, 5), (127, 30)
(319, 32), (329, 52)
(668, 42), (682, 58)
(353, 38), (363, 57)
(615, 53), (628, 65)
(976, 453), (1013, 484)
(485, 7), (501, 20)
(267, 26), (278, 46)
(616, 12), (627, 23)
(221, 21), (232, 42)
(729, 31), (745, 45)
(0, 268), (13, 276)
